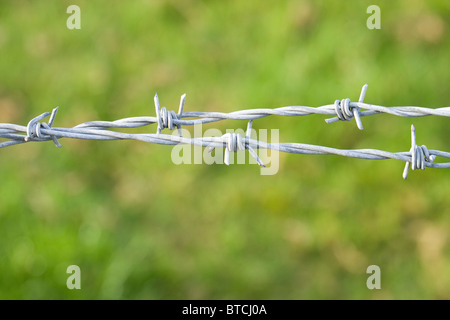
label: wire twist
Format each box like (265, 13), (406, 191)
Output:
(402, 125), (436, 179)
(326, 83), (368, 130)
(154, 93), (186, 136)
(209, 121), (265, 167)
(25, 107), (62, 147)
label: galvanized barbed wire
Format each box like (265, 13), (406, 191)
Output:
(0, 84), (449, 179)
(48, 84), (450, 132)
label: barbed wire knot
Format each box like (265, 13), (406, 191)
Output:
(325, 83), (368, 130)
(154, 93), (186, 137)
(209, 120), (265, 167)
(25, 107), (62, 148)
(402, 125), (436, 179)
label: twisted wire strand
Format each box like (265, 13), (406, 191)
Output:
(66, 84), (450, 132)
(0, 116), (449, 177)
(72, 103), (450, 131)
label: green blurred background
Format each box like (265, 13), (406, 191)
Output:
(0, 0), (449, 299)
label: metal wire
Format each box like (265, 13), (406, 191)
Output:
(0, 84), (449, 179)
(55, 84), (450, 131)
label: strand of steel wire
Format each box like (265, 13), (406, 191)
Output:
(62, 84), (450, 132)
(0, 102), (448, 179)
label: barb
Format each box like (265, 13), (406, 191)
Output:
(208, 120), (265, 167)
(325, 83), (367, 130)
(402, 125), (436, 179)
(24, 107), (62, 147)
(154, 93), (185, 136)
(0, 86), (449, 178)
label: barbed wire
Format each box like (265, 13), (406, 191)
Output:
(0, 84), (449, 179)
(59, 84), (450, 132)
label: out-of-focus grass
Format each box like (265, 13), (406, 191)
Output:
(0, 0), (449, 299)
